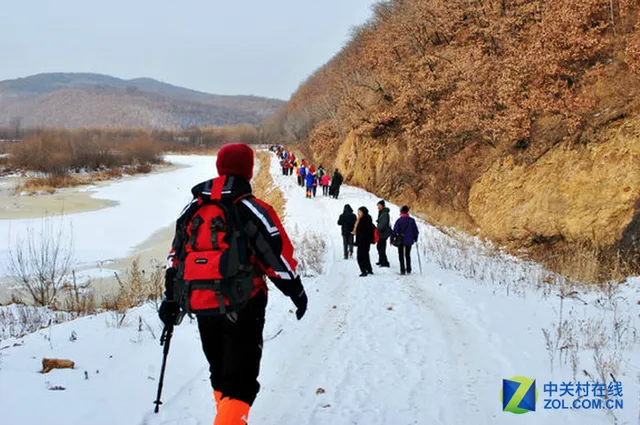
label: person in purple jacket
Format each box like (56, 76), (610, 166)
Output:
(391, 205), (419, 275)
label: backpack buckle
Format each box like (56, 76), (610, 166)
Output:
(226, 311), (238, 323)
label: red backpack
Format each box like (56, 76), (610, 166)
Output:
(173, 180), (258, 319)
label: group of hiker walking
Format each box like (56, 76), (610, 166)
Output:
(268, 145), (420, 277)
(338, 200), (420, 277)
(270, 145), (344, 199)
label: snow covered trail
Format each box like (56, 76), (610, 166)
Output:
(242, 158), (624, 425)
(0, 153), (637, 425)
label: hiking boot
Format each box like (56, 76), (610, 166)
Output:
(359, 272), (368, 277)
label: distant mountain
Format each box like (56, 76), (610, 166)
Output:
(0, 73), (285, 129)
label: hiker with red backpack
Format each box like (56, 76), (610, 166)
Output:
(158, 143), (308, 425)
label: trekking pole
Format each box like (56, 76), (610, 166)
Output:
(153, 323), (174, 413)
(416, 240), (423, 276)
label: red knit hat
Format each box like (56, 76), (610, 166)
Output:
(216, 143), (254, 181)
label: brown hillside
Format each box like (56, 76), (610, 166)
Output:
(263, 0), (640, 281)
(0, 73), (284, 129)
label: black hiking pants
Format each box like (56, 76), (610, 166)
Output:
(398, 244), (412, 274)
(357, 244), (373, 274)
(342, 234), (354, 259)
(197, 291), (267, 406)
(377, 237), (389, 265)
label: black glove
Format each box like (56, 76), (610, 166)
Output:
(290, 290), (308, 320)
(159, 299), (180, 326)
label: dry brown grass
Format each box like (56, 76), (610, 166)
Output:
(134, 164), (153, 174)
(253, 151), (285, 217)
(58, 271), (96, 316)
(13, 163), (164, 194)
(103, 258), (164, 312)
(14, 175), (82, 194)
(535, 242), (634, 285)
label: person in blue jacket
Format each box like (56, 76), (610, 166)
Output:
(298, 162), (307, 187)
(391, 205), (420, 275)
(305, 170), (315, 198)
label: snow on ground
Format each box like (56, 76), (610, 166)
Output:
(0, 155), (216, 277)
(0, 153), (638, 425)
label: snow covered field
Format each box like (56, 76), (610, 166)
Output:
(0, 155), (216, 278)
(0, 153), (638, 425)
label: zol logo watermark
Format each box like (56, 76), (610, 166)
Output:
(501, 376), (538, 414)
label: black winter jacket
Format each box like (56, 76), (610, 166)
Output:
(377, 207), (391, 240)
(337, 205), (357, 236)
(355, 213), (375, 247)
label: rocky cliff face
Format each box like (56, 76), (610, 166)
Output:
(469, 116), (640, 250)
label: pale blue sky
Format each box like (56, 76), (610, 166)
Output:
(1, 0), (376, 99)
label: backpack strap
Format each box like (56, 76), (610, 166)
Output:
(201, 175), (226, 202)
(189, 215), (204, 250)
(209, 216), (225, 250)
(230, 194), (255, 273)
(212, 280), (227, 315)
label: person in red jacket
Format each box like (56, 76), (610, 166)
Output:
(321, 173), (331, 196)
(159, 143), (308, 425)
(286, 157), (294, 175)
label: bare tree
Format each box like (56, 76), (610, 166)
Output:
(7, 216), (74, 306)
(10, 116), (23, 140)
